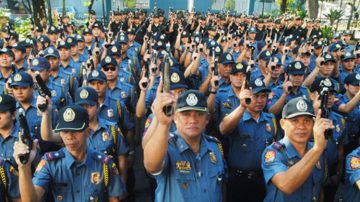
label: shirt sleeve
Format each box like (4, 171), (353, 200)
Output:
(261, 147), (288, 184)
(115, 126), (129, 156)
(32, 158), (51, 193)
(108, 161), (126, 197)
(346, 153), (360, 186)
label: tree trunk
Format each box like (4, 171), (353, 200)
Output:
(32, 0), (46, 28)
(307, 0), (319, 19)
(47, 0), (52, 26)
(347, 0), (356, 30)
(281, 0), (287, 13)
(62, 0), (66, 17)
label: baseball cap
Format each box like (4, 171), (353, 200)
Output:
(247, 27), (257, 34)
(47, 26), (59, 34)
(44, 46), (60, 58)
(83, 28), (92, 35)
(54, 104), (89, 132)
(75, 87), (98, 106)
(249, 78), (271, 94)
(328, 43), (342, 52)
(175, 90), (208, 112)
(30, 57), (50, 71)
(259, 50), (271, 61)
(108, 44), (121, 57)
(310, 78), (337, 93)
(10, 72), (34, 87)
(11, 43), (26, 53)
(88, 69), (107, 82)
(118, 33), (129, 44)
(231, 62), (247, 74)
(344, 73), (360, 86)
(220, 53), (235, 65)
(287, 61), (306, 75)
(169, 68), (188, 90)
(323, 53), (335, 63)
(282, 97), (315, 119)
(313, 41), (323, 49)
(0, 94), (16, 112)
(57, 40), (70, 49)
(101, 56), (117, 67)
(341, 52), (355, 61)
(0, 48), (15, 58)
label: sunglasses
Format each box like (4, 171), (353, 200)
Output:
(103, 66), (116, 72)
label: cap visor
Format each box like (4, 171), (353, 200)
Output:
(54, 122), (87, 133)
(253, 88), (271, 94)
(176, 107), (208, 113)
(76, 100), (97, 106)
(285, 112), (315, 119)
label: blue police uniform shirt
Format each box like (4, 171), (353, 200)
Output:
(228, 110), (277, 170)
(145, 76), (161, 109)
(118, 68), (135, 85)
(107, 79), (138, 113)
(309, 54), (317, 72)
(232, 50), (241, 61)
(143, 113), (177, 138)
(0, 70), (13, 83)
(59, 59), (82, 80)
(0, 157), (20, 199)
(341, 147), (360, 202)
(315, 74), (340, 93)
(33, 148), (124, 201)
(214, 86), (240, 125)
(0, 80), (6, 95)
(119, 56), (141, 81)
(262, 137), (325, 202)
(197, 57), (210, 88)
(87, 118), (128, 157)
(322, 111), (346, 166)
(153, 131), (225, 202)
(268, 79), (283, 89)
(250, 64), (265, 82)
(98, 94), (134, 131)
(267, 85), (311, 110)
(333, 93), (360, 142)
(50, 67), (78, 94)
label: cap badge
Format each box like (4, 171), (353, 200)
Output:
(294, 62), (302, 69)
(211, 41), (216, 46)
(51, 27), (55, 31)
(215, 46), (221, 52)
(67, 38), (72, 43)
(296, 99), (308, 112)
(32, 59), (39, 66)
(92, 70), (99, 77)
(171, 72), (180, 83)
(120, 36), (125, 41)
(63, 108), (76, 122)
(356, 74), (360, 80)
(158, 41), (163, 46)
(60, 41), (66, 46)
(111, 46), (117, 52)
(325, 54), (331, 59)
(254, 78), (263, 87)
(13, 74), (22, 82)
(105, 56), (112, 63)
(186, 93), (198, 106)
(80, 89), (89, 99)
(265, 51), (271, 56)
(236, 63), (243, 70)
(48, 48), (54, 54)
(345, 52), (351, 57)
(226, 54), (232, 61)
(336, 44), (341, 49)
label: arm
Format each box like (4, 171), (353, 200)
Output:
(38, 96), (61, 143)
(338, 91), (360, 113)
(117, 155), (127, 186)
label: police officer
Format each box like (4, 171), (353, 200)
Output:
(11, 43), (28, 73)
(0, 48), (15, 83)
(262, 97), (332, 201)
(219, 78), (277, 202)
(339, 146), (360, 201)
(143, 90), (225, 202)
(11, 71), (59, 154)
(0, 157), (20, 201)
(268, 61), (311, 116)
(14, 104), (125, 201)
(333, 73), (360, 155)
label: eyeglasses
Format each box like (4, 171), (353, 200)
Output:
(102, 66), (116, 72)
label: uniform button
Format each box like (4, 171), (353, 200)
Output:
(76, 172), (80, 176)
(76, 190), (80, 193)
(204, 189), (207, 192)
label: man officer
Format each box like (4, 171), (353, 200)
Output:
(143, 90), (226, 202)
(14, 104), (124, 202)
(262, 97), (333, 201)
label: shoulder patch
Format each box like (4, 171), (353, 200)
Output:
(45, 150), (65, 161)
(350, 156), (360, 170)
(264, 150), (276, 163)
(35, 159), (46, 173)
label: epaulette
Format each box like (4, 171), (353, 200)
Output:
(45, 150), (65, 161)
(92, 151), (111, 164)
(204, 135), (220, 143)
(168, 133), (177, 144)
(264, 112), (275, 119)
(271, 142), (284, 151)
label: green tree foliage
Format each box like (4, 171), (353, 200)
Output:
(325, 9), (344, 26)
(125, 0), (136, 8)
(225, 0), (235, 10)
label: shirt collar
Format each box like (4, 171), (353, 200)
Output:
(243, 110), (266, 122)
(280, 136), (310, 159)
(173, 131), (211, 156)
(64, 147), (93, 169)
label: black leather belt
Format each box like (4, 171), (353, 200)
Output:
(230, 168), (263, 180)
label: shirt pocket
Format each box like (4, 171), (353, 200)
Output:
(237, 133), (252, 151)
(175, 174), (196, 199)
(53, 182), (70, 201)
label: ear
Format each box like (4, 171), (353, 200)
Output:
(309, 92), (316, 101)
(344, 84), (349, 91)
(279, 118), (285, 130)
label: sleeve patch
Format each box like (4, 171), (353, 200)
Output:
(265, 150), (276, 163)
(350, 156), (360, 170)
(35, 159), (46, 173)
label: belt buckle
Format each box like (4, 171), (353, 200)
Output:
(247, 172), (253, 179)
(236, 170), (243, 177)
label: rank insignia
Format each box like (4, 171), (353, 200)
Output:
(102, 132), (110, 141)
(121, 91), (127, 98)
(91, 172), (101, 184)
(175, 161), (191, 173)
(57, 195), (63, 201)
(264, 150), (276, 163)
(35, 159), (46, 173)
(51, 90), (57, 97)
(209, 152), (217, 164)
(266, 123), (272, 133)
(350, 156), (360, 170)
(222, 101), (232, 108)
(316, 161), (321, 169)
(182, 182), (189, 189)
